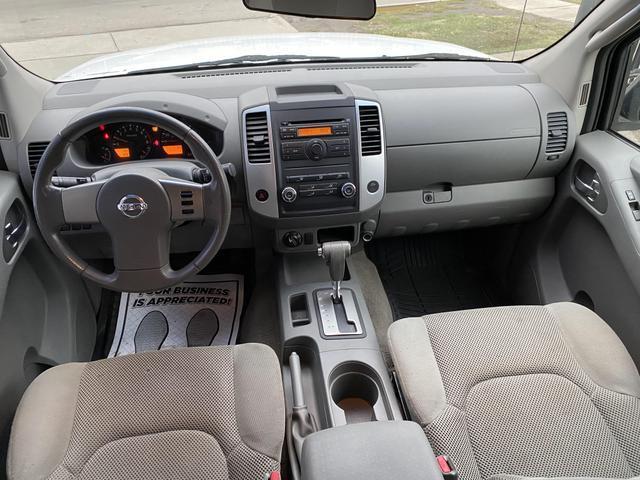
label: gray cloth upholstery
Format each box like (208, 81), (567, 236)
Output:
(7, 344), (285, 480)
(388, 303), (640, 480)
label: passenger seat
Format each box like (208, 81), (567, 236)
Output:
(388, 303), (640, 480)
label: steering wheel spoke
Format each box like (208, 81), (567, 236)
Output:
(159, 178), (206, 222)
(110, 225), (172, 272)
(60, 180), (105, 225)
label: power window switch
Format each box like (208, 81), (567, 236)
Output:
(633, 210), (640, 222)
(626, 190), (636, 201)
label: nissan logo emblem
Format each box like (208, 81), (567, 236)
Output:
(117, 194), (148, 219)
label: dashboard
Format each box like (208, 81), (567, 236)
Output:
(9, 61), (576, 254)
(81, 116), (223, 165)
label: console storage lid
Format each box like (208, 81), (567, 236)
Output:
(301, 421), (443, 480)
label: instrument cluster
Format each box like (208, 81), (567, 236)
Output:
(81, 116), (223, 165)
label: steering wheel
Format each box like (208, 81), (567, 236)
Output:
(33, 107), (231, 292)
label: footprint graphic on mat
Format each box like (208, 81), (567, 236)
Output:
(134, 311), (169, 353)
(186, 308), (220, 347)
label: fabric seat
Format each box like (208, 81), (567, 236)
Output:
(7, 344), (285, 480)
(388, 303), (640, 480)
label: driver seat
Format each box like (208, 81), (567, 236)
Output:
(6, 344), (285, 480)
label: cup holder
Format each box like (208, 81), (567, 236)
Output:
(329, 362), (386, 424)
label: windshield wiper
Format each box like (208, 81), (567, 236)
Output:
(126, 54), (342, 75)
(123, 52), (493, 77)
(379, 52), (495, 61)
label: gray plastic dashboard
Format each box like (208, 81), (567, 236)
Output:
(6, 60), (576, 253)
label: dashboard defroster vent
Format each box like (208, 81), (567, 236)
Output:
(245, 111), (271, 163)
(546, 112), (568, 154)
(358, 105), (382, 156)
(27, 142), (50, 177)
(0, 113), (10, 139)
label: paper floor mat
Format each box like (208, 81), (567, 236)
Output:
(108, 274), (243, 358)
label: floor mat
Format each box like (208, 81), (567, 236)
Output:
(366, 234), (509, 320)
(108, 274), (244, 357)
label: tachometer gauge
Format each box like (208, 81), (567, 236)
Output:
(112, 123), (152, 160)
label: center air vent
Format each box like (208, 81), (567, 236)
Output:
(27, 142), (50, 177)
(358, 105), (382, 156)
(546, 112), (568, 154)
(245, 110), (271, 163)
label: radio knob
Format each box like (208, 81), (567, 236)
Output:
(281, 186), (298, 203)
(341, 182), (357, 199)
(306, 140), (327, 160)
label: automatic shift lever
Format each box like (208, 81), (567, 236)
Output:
(318, 241), (351, 302)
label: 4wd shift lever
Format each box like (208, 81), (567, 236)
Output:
(317, 241), (351, 302)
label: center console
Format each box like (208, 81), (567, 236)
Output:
(240, 84), (386, 251)
(274, 244), (452, 479)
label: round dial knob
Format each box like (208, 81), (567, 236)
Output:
(306, 140), (327, 160)
(281, 186), (298, 203)
(283, 231), (303, 248)
(341, 182), (357, 199)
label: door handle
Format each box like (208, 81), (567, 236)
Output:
(575, 177), (601, 203)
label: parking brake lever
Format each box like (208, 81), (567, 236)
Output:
(288, 352), (317, 462)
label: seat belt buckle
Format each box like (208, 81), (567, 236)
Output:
(264, 472), (281, 480)
(436, 455), (458, 480)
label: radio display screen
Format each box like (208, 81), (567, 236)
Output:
(297, 126), (333, 137)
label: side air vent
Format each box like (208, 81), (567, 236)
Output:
(0, 113), (10, 139)
(358, 105), (382, 156)
(546, 112), (568, 154)
(579, 82), (591, 107)
(245, 111), (271, 163)
(27, 142), (50, 177)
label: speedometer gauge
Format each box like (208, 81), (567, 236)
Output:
(112, 123), (152, 160)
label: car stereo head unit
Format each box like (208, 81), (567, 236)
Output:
(280, 120), (351, 162)
(271, 108), (358, 216)
(280, 120), (350, 140)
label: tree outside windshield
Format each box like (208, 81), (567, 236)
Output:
(0, 0), (603, 81)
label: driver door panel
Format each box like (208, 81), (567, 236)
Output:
(0, 172), (96, 478)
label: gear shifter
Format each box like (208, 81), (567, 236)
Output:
(315, 241), (362, 337)
(317, 241), (351, 302)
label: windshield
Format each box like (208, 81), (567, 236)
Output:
(0, 0), (604, 82)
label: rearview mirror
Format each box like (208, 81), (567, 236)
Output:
(243, 0), (376, 20)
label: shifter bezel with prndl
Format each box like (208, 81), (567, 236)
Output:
(315, 240), (365, 337)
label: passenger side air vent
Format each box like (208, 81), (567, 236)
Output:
(0, 113), (10, 139)
(358, 105), (382, 156)
(245, 111), (271, 163)
(546, 112), (568, 154)
(27, 142), (50, 177)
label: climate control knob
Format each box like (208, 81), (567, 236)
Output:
(341, 182), (357, 199)
(281, 186), (298, 203)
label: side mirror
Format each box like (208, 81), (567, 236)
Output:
(243, 0), (376, 20)
(621, 73), (640, 122)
